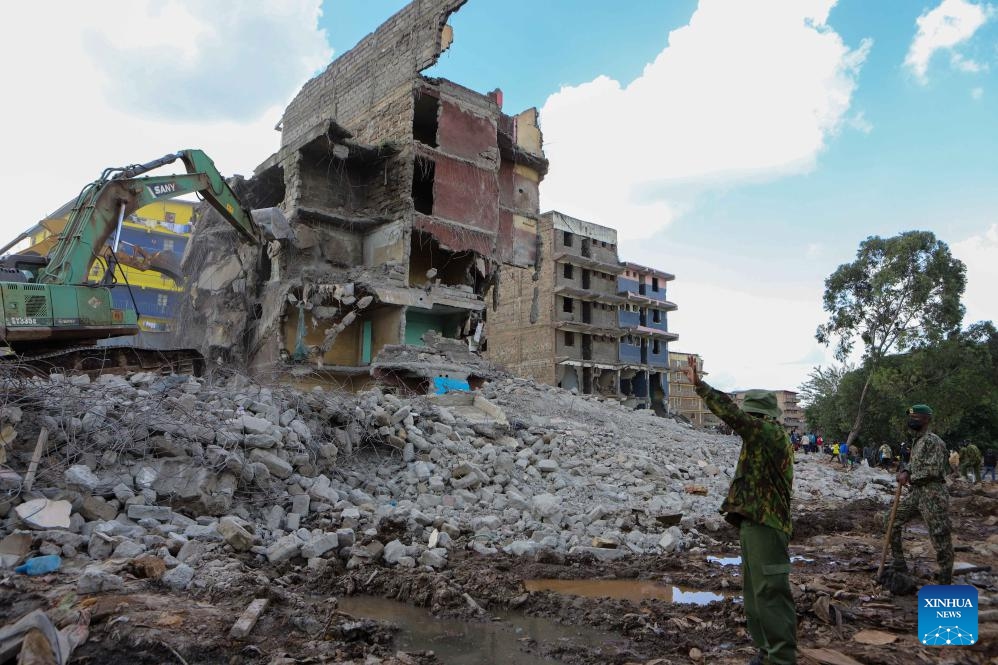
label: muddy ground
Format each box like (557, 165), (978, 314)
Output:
(2, 471), (995, 665)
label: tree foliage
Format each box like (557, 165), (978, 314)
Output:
(815, 231), (967, 444)
(817, 231), (966, 362)
(804, 322), (998, 451)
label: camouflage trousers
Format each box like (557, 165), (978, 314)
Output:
(888, 481), (953, 584)
(959, 461), (981, 483)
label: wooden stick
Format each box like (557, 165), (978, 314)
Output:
(877, 481), (904, 581)
(22, 428), (49, 492)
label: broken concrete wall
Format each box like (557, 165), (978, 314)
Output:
(279, 0), (467, 151)
(174, 0), (548, 381)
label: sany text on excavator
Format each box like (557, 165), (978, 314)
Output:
(0, 149), (282, 375)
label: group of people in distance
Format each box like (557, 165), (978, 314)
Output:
(789, 429), (996, 482)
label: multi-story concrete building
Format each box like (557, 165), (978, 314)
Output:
(730, 389), (804, 432)
(11, 200), (194, 342)
(667, 351), (722, 427)
(487, 211), (679, 409)
(487, 211), (624, 394)
(618, 263), (678, 411)
(177, 0), (549, 387)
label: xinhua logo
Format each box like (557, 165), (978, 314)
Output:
(918, 585), (978, 646)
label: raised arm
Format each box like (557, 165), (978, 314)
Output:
(682, 354), (760, 436)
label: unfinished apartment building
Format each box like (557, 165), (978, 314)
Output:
(487, 212), (678, 410)
(667, 351), (721, 428)
(487, 212), (622, 392)
(176, 0), (547, 389)
(618, 262), (678, 411)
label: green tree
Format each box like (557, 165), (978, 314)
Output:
(816, 231), (966, 446)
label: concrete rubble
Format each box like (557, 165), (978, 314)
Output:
(0, 370), (906, 586)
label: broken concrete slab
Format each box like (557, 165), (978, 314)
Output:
(16, 499), (72, 530)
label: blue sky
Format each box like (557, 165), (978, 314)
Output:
(321, 0), (998, 390)
(0, 0), (994, 391)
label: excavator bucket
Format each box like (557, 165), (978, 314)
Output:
(111, 244), (185, 284)
(144, 252), (184, 284)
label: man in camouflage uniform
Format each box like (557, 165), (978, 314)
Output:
(684, 356), (796, 665)
(959, 442), (982, 484)
(888, 404), (953, 585)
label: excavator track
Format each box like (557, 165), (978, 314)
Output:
(2, 345), (205, 379)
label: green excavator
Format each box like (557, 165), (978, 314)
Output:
(0, 149), (277, 375)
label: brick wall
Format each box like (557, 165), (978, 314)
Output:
(280, 0), (467, 152)
(486, 262), (555, 384)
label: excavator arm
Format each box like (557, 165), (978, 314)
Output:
(38, 149), (262, 286)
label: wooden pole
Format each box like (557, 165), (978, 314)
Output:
(877, 481), (904, 581)
(22, 428), (49, 492)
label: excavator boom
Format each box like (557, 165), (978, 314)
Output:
(0, 149), (277, 364)
(39, 150), (260, 286)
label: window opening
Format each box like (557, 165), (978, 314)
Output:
(413, 93), (440, 147)
(412, 157), (435, 214)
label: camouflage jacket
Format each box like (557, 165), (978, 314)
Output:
(960, 444), (982, 466)
(904, 430), (948, 484)
(695, 380), (794, 534)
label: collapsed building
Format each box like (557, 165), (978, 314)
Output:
(176, 0), (547, 390)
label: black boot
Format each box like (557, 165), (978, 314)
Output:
(748, 650), (766, 665)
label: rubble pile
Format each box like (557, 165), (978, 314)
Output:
(0, 370), (900, 591)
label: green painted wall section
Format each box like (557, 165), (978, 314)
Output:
(404, 309), (462, 346)
(361, 320), (373, 364)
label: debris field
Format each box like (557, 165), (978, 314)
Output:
(1, 364), (995, 664)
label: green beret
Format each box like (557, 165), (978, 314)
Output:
(908, 404), (933, 416)
(742, 390), (781, 419)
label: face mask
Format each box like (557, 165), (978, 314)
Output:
(907, 417), (922, 430)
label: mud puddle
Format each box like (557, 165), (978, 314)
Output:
(523, 579), (734, 604)
(337, 595), (625, 665)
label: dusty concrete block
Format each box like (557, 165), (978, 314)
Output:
(64, 464), (100, 491)
(78, 567), (125, 594)
(218, 516), (255, 552)
(162, 563), (195, 590)
(383, 539), (407, 565)
(127, 504), (172, 521)
(301, 532), (338, 559)
(249, 449), (293, 479)
(80, 495), (118, 522)
(230, 598), (269, 639)
(267, 534), (302, 563)
(111, 540), (146, 559)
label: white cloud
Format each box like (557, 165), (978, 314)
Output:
(971, 86), (985, 99)
(620, 236), (833, 392)
(905, 0), (993, 83)
(950, 52), (987, 72)
(847, 111), (874, 134)
(952, 224), (998, 326)
(0, 1), (331, 240)
(86, 1), (331, 122)
(539, 0), (870, 240)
